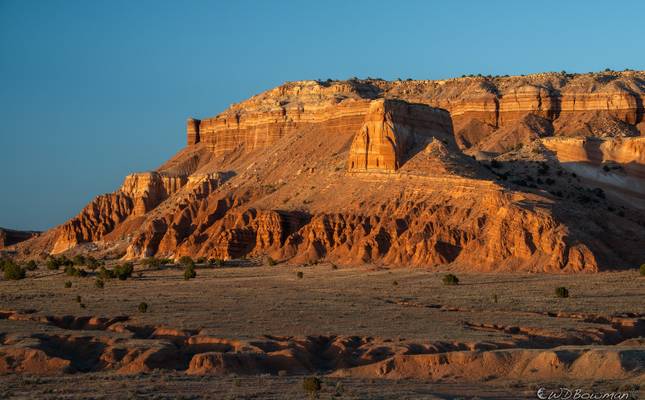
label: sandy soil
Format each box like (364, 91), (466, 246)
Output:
(0, 263), (643, 399)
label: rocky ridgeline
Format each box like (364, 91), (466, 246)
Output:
(12, 71), (645, 272)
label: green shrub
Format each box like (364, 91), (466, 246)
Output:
(138, 302), (148, 313)
(555, 287), (569, 298)
(116, 262), (134, 280)
(61, 256), (73, 267)
(85, 256), (99, 270)
(158, 258), (174, 265)
(95, 279), (104, 289)
(297, 271), (304, 279)
(98, 266), (115, 280)
(46, 257), (60, 270)
(142, 257), (162, 269)
(266, 257), (277, 266)
(24, 260), (38, 271)
(72, 255), (86, 266)
(64, 281), (72, 288)
(442, 274), (459, 285)
(196, 256), (207, 264)
(3, 261), (26, 280)
(640, 264), (645, 276)
(178, 256), (194, 267)
(184, 264), (196, 280)
(209, 258), (224, 267)
(46, 255), (73, 270)
(302, 376), (322, 396)
(64, 265), (88, 278)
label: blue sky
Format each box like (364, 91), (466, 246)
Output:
(1, 0), (644, 230)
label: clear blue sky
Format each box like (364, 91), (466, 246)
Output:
(1, 0), (643, 230)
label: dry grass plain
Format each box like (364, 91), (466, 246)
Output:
(0, 262), (643, 399)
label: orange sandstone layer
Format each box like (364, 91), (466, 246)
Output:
(11, 71), (645, 272)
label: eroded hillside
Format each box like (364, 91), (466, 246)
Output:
(11, 71), (645, 272)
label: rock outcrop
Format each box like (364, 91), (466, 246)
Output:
(185, 72), (644, 156)
(1, 309), (643, 380)
(347, 99), (453, 172)
(51, 172), (191, 254)
(12, 71), (645, 272)
(0, 228), (40, 249)
(186, 118), (201, 146)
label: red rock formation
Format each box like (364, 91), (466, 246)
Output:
(12, 71), (645, 272)
(347, 99), (453, 172)
(51, 172), (191, 254)
(186, 118), (201, 146)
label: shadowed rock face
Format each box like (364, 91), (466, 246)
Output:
(12, 72), (645, 272)
(0, 228), (40, 249)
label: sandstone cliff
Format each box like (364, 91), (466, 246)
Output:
(12, 71), (645, 272)
(347, 99), (453, 172)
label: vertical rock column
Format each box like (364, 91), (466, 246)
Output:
(187, 117), (201, 145)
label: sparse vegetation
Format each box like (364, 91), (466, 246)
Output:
(555, 286), (569, 298)
(65, 265), (88, 278)
(266, 257), (277, 266)
(297, 271), (304, 279)
(196, 256), (207, 264)
(442, 274), (459, 286)
(142, 257), (163, 269)
(98, 266), (113, 280)
(115, 263), (134, 280)
(178, 256), (194, 267)
(392, 280), (398, 286)
(75, 295), (82, 303)
(303, 376), (322, 397)
(138, 302), (148, 313)
(85, 256), (100, 270)
(95, 279), (105, 289)
(45, 255), (74, 270)
(98, 263), (134, 280)
(209, 258), (224, 267)
(3, 260), (26, 280)
(24, 260), (38, 271)
(46, 257), (61, 270)
(640, 264), (645, 276)
(64, 281), (72, 288)
(72, 255), (86, 266)
(184, 264), (196, 280)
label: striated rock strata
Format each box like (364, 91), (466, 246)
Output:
(347, 99), (453, 172)
(11, 71), (645, 272)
